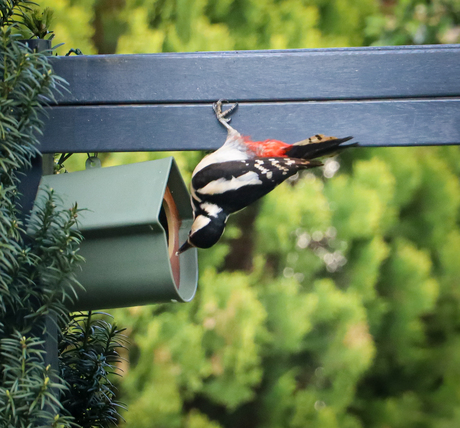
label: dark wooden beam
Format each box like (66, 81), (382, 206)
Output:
(43, 100), (460, 152)
(49, 45), (460, 104)
(41, 45), (460, 152)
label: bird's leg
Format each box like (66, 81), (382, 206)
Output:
(213, 99), (239, 133)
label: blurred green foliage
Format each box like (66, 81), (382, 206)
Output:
(366, 0), (460, 45)
(47, 0), (460, 427)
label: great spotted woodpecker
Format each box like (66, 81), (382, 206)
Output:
(177, 100), (355, 254)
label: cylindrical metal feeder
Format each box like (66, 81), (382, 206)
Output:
(32, 157), (198, 310)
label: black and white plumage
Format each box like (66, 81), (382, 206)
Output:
(177, 100), (355, 253)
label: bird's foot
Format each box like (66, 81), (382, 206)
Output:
(213, 99), (238, 131)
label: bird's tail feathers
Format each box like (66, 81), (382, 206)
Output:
(304, 159), (324, 168)
(287, 135), (355, 160)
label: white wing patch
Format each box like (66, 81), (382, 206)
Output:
(198, 171), (263, 195)
(254, 160), (271, 175)
(200, 202), (223, 218)
(267, 159), (290, 174)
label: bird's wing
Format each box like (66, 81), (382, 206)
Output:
(192, 157), (322, 214)
(193, 157), (320, 188)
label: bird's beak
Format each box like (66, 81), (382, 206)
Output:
(176, 240), (194, 255)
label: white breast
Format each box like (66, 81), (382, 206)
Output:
(193, 132), (251, 174)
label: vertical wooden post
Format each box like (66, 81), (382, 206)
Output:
(41, 154), (60, 375)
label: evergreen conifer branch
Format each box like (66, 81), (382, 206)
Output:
(59, 312), (128, 427)
(1, 2), (127, 426)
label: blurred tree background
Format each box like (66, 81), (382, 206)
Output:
(39, 0), (460, 427)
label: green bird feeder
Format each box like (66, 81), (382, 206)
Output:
(32, 157), (198, 310)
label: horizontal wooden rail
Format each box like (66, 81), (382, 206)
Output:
(41, 45), (460, 152)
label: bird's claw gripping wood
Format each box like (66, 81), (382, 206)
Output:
(213, 99), (238, 132)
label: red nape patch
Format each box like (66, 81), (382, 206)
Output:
(243, 137), (291, 157)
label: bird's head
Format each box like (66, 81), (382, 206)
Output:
(177, 213), (227, 254)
